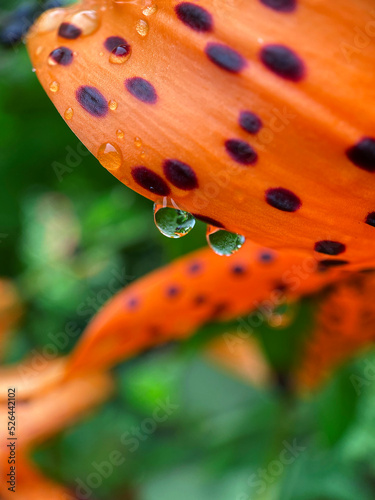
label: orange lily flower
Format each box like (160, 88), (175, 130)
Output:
(27, 0), (375, 268)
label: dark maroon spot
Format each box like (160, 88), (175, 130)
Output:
(194, 295), (207, 305)
(211, 303), (228, 319)
(49, 46), (73, 65)
(314, 240), (346, 256)
(188, 261), (203, 275)
(76, 86), (108, 117)
(232, 264), (246, 275)
(112, 44), (131, 59)
(163, 159), (198, 190)
(346, 138), (375, 172)
(239, 111), (262, 134)
(175, 2), (213, 32)
(260, 44), (305, 81)
(319, 259), (349, 268)
(260, 0), (297, 12)
(58, 22), (81, 39)
(127, 297), (139, 310)
(205, 43), (246, 73)
(225, 139), (258, 165)
(266, 188), (301, 212)
(125, 77), (157, 104)
(132, 167), (170, 196)
(259, 250), (275, 263)
(104, 36), (127, 52)
(192, 214), (225, 228)
(166, 285), (180, 297)
(365, 212), (375, 227)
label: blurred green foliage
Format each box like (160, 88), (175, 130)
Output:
(1, 2), (375, 499)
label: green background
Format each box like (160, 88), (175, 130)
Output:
(1, 2), (375, 499)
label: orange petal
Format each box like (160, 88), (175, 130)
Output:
(297, 272), (375, 390)
(27, 0), (375, 268)
(205, 334), (272, 389)
(0, 370), (112, 498)
(66, 240), (345, 375)
(0, 358), (67, 403)
(0, 453), (72, 500)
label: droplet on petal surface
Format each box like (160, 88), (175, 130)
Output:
(49, 81), (59, 93)
(154, 204), (196, 238)
(207, 226), (245, 256)
(109, 100), (118, 111)
(97, 142), (123, 173)
(64, 107), (74, 120)
(70, 10), (100, 36)
(136, 19), (149, 37)
(142, 5), (158, 16)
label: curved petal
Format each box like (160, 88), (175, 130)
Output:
(27, 0), (375, 268)
(66, 240), (345, 375)
(0, 370), (113, 498)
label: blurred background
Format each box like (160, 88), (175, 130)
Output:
(1, 1), (375, 499)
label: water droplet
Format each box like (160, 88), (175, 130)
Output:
(143, 5), (157, 16)
(49, 81), (59, 93)
(154, 204), (195, 239)
(97, 142), (123, 172)
(109, 44), (131, 64)
(109, 100), (118, 111)
(36, 46), (43, 56)
(134, 137), (142, 148)
(35, 8), (66, 33)
(207, 226), (245, 256)
(140, 151), (146, 159)
(99, 51), (104, 56)
(71, 10), (100, 36)
(116, 129), (124, 139)
(64, 107), (74, 120)
(136, 19), (149, 37)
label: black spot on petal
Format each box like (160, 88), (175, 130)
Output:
(104, 35), (127, 52)
(76, 86), (108, 117)
(192, 214), (225, 228)
(314, 240), (346, 256)
(225, 139), (258, 165)
(175, 2), (213, 32)
(205, 43), (246, 73)
(266, 188), (301, 212)
(132, 167), (170, 196)
(232, 264), (247, 275)
(125, 77), (157, 104)
(260, 44), (305, 81)
(188, 261), (203, 275)
(346, 138), (375, 172)
(239, 111), (262, 134)
(58, 22), (81, 39)
(163, 159), (198, 190)
(49, 46), (73, 65)
(260, 0), (297, 12)
(166, 285), (181, 298)
(365, 212), (375, 227)
(319, 259), (349, 269)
